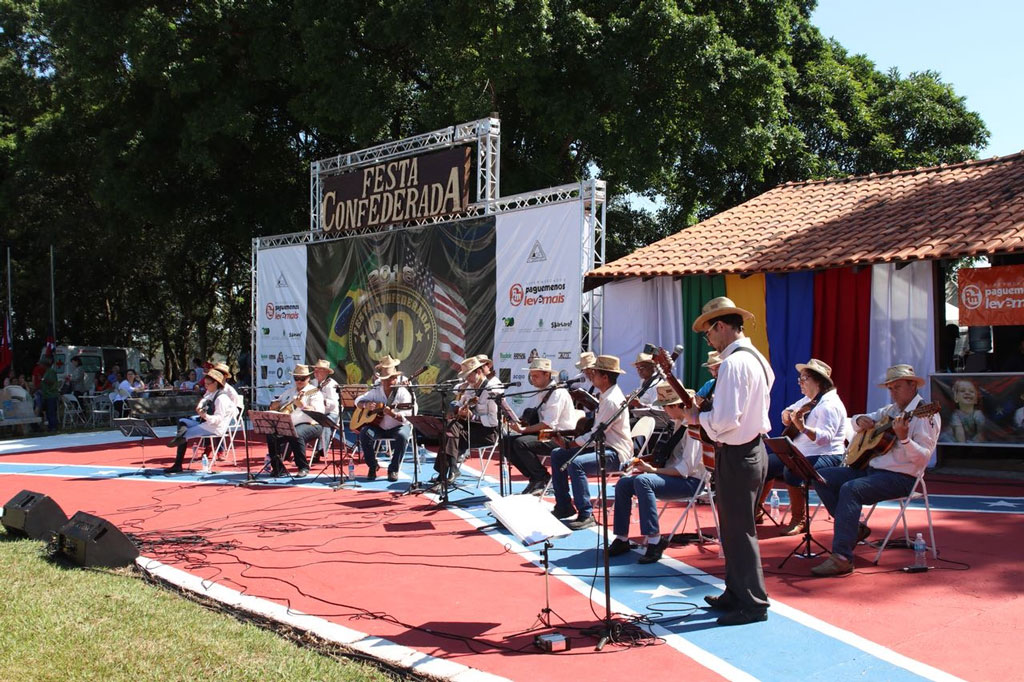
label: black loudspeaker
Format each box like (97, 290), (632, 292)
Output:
(1, 490), (70, 541)
(56, 511), (139, 568)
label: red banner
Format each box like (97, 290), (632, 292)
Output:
(959, 265), (1024, 327)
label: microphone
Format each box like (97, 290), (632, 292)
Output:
(558, 369), (570, 383)
(408, 365), (429, 380)
(559, 376), (586, 387)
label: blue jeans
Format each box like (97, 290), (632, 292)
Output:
(358, 423), (412, 473)
(813, 466), (916, 560)
(772, 453), (844, 487)
(549, 447), (621, 517)
(614, 474), (701, 538)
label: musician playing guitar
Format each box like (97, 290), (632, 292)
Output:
(434, 355), (502, 484)
(811, 364), (940, 577)
(504, 358), (576, 495)
(265, 364), (325, 478)
(609, 383), (706, 564)
(353, 355), (414, 482)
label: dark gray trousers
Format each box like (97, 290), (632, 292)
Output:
(715, 437), (770, 610)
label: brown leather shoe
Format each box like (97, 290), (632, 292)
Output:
(811, 554), (853, 577)
(781, 518), (807, 536)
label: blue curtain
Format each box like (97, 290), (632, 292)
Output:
(765, 272), (815, 435)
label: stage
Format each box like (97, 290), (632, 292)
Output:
(1, 430), (1021, 681)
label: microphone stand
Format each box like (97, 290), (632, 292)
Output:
(563, 373), (659, 651)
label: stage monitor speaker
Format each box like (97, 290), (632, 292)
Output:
(1, 490), (69, 541)
(56, 511), (139, 568)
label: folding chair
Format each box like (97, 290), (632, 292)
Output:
(60, 394), (87, 429)
(89, 393), (113, 428)
(188, 417), (243, 469)
(661, 468), (721, 548)
(472, 441), (500, 485)
(863, 470), (938, 564)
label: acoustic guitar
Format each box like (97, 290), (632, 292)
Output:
(350, 402), (413, 431)
(844, 402), (940, 469)
(651, 347), (716, 461)
(781, 395), (820, 440)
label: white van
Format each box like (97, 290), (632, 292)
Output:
(54, 345), (104, 387)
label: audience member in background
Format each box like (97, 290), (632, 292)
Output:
(178, 369), (198, 392)
(69, 357), (88, 396)
(94, 371), (113, 393)
(147, 369), (168, 390)
(112, 369), (145, 417)
(40, 357), (59, 431)
(192, 358), (205, 384)
(107, 363), (121, 387)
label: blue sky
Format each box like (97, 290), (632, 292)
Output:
(812, 1), (1023, 158)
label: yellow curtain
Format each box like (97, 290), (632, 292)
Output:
(725, 274), (771, 363)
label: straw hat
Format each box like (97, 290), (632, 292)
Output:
(795, 358), (832, 381)
(204, 369), (226, 387)
(634, 352), (655, 366)
(290, 364), (313, 377)
(702, 351), (722, 368)
(524, 357), (556, 374)
(312, 358), (335, 374)
(458, 356), (486, 378)
(475, 354), (493, 367)
(692, 296), (754, 333)
(576, 352), (597, 370)
(212, 362), (232, 378)
(375, 355), (403, 379)
(878, 364), (925, 388)
(652, 381), (690, 407)
(592, 355), (626, 374)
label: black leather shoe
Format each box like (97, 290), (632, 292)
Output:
(566, 515), (596, 531)
(607, 538), (632, 557)
(857, 523), (871, 543)
(704, 594), (738, 611)
(164, 466), (183, 474)
(716, 608), (768, 626)
(366, 467), (379, 481)
(295, 469), (309, 478)
(270, 467), (287, 478)
(167, 435), (186, 448)
(387, 470), (399, 482)
(638, 538), (669, 564)
(551, 504), (577, 519)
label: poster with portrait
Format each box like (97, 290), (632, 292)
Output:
(932, 373), (1024, 447)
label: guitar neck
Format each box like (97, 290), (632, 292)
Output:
(652, 347), (694, 408)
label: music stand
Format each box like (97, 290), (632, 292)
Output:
(484, 489), (572, 629)
(570, 388), (598, 413)
(113, 418), (158, 476)
(246, 411), (298, 482)
(302, 409), (343, 484)
(630, 406), (672, 431)
(764, 436), (829, 566)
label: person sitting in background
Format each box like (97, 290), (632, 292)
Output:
(178, 369), (198, 392)
(106, 363), (121, 388)
(94, 371), (112, 393)
(628, 353), (660, 408)
(112, 369), (145, 417)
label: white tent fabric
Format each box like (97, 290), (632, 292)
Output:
(866, 261), (937, 448)
(600, 277), (684, 395)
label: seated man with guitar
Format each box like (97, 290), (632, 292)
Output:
(609, 382), (706, 563)
(435, 355), (501, 484)
(770, 358), (848, 536)
(504, 357), (576, 494)
(266, 364), (325, 478)
(352, 356), (414, 482)
(811, 364), (940, 577)
(549, 355), (632, 531)
(164, 369), (236, 474)
(628, 353), (660, 408)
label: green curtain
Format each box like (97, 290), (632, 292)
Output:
(681, 275), (726, 390)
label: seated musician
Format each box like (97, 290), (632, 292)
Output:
(312, 358), (341, 461)
(628, 353), (660, 408)
(696, 351), (721, 403)
(609, 382), (706, 563)
(353, 356), (413, 482)
(435, 355), (500, 484)
(575, 352), (598, 395)
(164, 369), (235, 474)
(209, 361), (244, 415)
(769, 358), (848, 535)
(505, 358), (575, 494)
(265, 364), (325, 478)
(811, 364), (940, 577)
(549, 355), (632, 530)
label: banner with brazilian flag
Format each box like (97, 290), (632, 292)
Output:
(307, 216), (496, 412)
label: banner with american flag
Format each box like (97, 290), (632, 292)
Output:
(306, 217), (496, 412)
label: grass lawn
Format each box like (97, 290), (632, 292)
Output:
(0, 531), (398, 681)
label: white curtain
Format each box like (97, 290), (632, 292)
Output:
(600, 277), (684, 394)
(867, 261), (936, 410)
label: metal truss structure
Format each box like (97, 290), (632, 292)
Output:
(253, 119), (605, 384)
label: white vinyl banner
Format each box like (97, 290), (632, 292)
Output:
(255, 246), (308, 405)
(493, 201), (583, 409)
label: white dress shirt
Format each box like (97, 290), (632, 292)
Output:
(699, 337), (774, 445)
(784, 389), (848, 457)
(577, 383), (632, 465)
(665, 422), (706, 479)
(533, 382), (576, 431)
(276, 385), (325, 426)
(318, 377), (341, 416)
(851, 394), (940, 477)
(459, 376), (501, 428)
(355, 383), (413, 430)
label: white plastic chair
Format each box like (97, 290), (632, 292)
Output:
(863, 470), (938, 564)
(472, 441), (500, 485)
(89, 393), (113, 427)
(662, 468), (721, 549)
(189, 417), (243, 469)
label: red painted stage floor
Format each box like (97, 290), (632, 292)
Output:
(2, 431), (1022, 681)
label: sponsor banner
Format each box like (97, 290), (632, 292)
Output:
(494, 201), (583, 400)
(319, 146), (471, 231)
(306, 216), (496, 414)
(255, 246), (308, 405)
(959, 265), (1024, 327)
(933, 373), (1024, 447)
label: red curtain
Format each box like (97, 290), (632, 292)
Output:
(812, 267), (872, 416)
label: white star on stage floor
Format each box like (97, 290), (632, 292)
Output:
(94, 470), (120, 476)
(983, 500), (1020, 508)
(635, 584), (691, 599)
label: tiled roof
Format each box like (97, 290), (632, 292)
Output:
(586, 151), (1024, 287)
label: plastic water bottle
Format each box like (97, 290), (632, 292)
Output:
(201, 452), (210, 474)
(418, 447), (426, 466)
(348, 457), (355, 480)
(769, 489), (781, 521)
(913, 532), (927, 569)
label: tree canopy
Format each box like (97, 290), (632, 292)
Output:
(0, 0), (988, 375)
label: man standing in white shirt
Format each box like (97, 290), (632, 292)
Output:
(684, 297), (774, 626)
